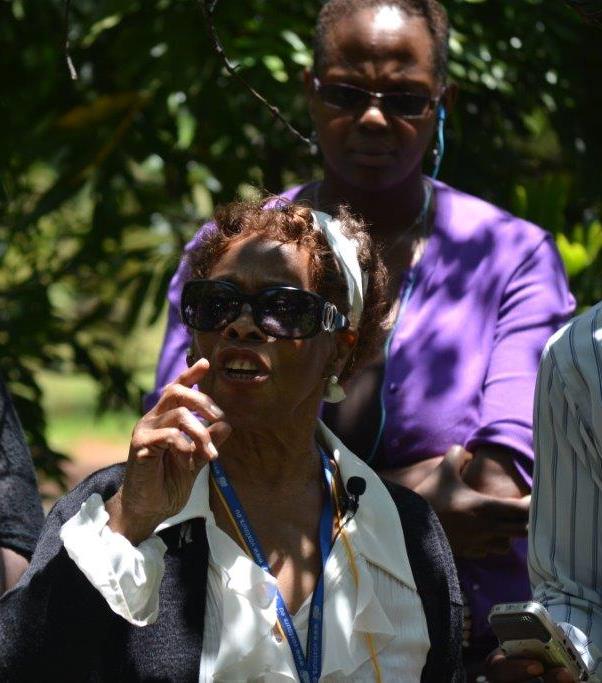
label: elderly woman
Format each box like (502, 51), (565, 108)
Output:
(149, 0), (575, 673)
(0, 201), (462, 682)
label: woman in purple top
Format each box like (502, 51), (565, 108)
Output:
(149, 0), (574, 676)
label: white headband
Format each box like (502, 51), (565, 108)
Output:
(311, 210), (366, 329)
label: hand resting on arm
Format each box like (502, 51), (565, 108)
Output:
(380, 444), (530, 558)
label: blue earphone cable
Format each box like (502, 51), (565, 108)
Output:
(364, 172), (436, 465)
(364, 106), (444, 465)
(431, 105), (446, 181)
(365, 268), (416, 465)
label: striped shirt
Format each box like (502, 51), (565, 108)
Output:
(529, 301), (602, 680)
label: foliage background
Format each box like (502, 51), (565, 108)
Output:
(1, 0), (600, 485)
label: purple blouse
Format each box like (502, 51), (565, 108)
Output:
(147, 180), (575, 647)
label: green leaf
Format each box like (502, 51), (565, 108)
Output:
(556, 234), (591, 277)
(82, 14), (123, 48)
(262, 55), (289, 83)
(176, 107), (197, 150)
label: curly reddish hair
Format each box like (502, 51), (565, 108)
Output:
(184, 199), (388, 382)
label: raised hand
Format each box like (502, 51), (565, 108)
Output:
(106, 358), (231, 545)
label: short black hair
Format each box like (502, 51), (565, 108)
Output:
(313, 0), (449, 83)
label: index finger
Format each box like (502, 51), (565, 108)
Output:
(149, 359), (217, 421)
(173, 357), (210, 389)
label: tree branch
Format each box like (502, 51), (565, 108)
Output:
(64, 0), (78, 80)
(197, 0), (316, 152)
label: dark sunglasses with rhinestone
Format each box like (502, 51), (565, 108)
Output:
(181, 279), (350, 340)
(313, 76), (440, 119)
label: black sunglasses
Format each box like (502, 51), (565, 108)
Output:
(313, 76), (440, 119)
(181, 280), (350, 340)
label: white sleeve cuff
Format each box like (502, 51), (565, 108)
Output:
(60, 493), (167, 626)
(556, 620), (602, 681)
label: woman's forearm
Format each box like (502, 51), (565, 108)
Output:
(378, 445), (528, 498)
(379, 446), (530, 557)
(461, 444), (530, 498)
(377, 455), (444, 490)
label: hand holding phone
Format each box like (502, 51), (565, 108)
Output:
(488, 602), (588, 681)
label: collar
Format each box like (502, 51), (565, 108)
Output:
(155, 421), (425, 679)
(156, 419), (416, 592)
(315, 420), (416, 590)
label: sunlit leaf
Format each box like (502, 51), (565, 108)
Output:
(176, 107), (197, 150)
(81, 14), (123, 48)
(262, 55), (288, 83)
(556, 234), (591, 276)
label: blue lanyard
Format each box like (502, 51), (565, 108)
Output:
(210, 449), (335, 683)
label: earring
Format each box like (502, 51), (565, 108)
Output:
(323, 374), (346, 403)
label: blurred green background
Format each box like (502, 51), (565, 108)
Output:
(1, 0), (601, 490)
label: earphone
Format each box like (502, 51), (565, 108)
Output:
(431, 104), (447, 179)
(431, 103), (446, 180)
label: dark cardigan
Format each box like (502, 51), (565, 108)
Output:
(0, 376), (44, 561)
(0, 464), (464, 682)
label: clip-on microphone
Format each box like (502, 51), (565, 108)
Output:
(344, 476), (366, 518)
(330, 476), (367, 552)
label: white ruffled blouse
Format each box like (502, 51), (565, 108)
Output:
(60, 421), (430, 682)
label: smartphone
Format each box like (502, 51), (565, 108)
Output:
(488, 601), (589, 681)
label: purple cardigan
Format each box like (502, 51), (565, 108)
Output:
(147, 180), (575, 647)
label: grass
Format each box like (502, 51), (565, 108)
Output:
(39, 311), (166, 459)
(39, 371), (150, 451)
